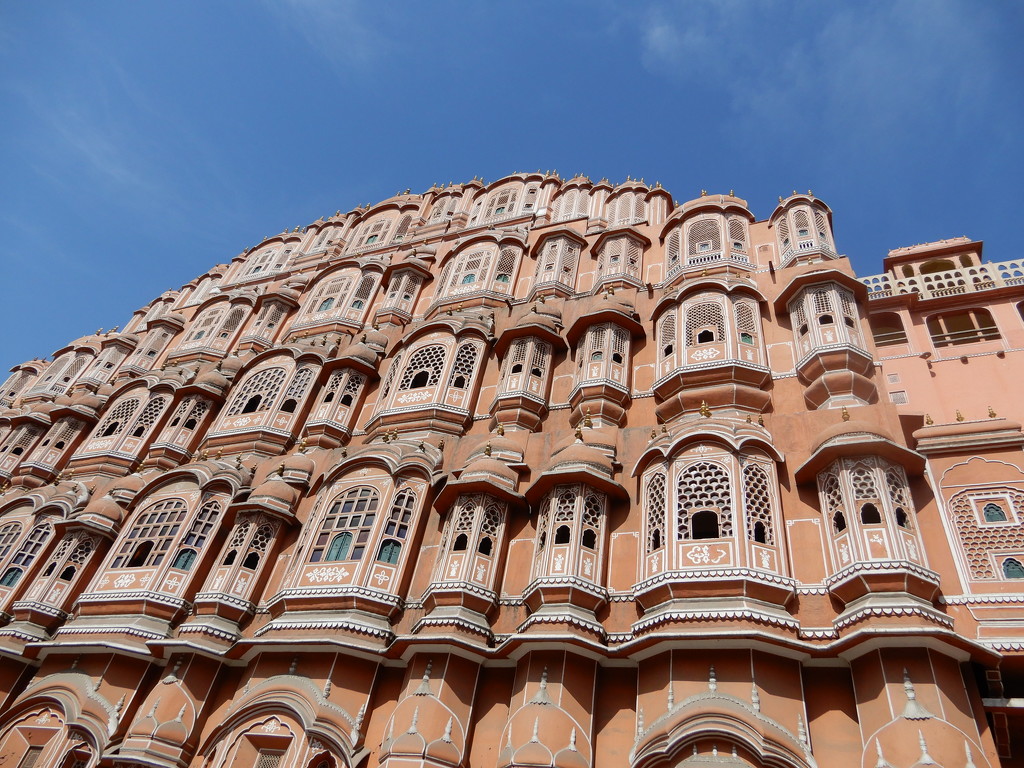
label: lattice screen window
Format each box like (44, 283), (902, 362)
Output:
(430, 195), (458, 223)
(553, 189), (588, 221)
(658, 311), (677, 362)
(283, 367), (315, 407)
(794, 210), (811, 237)
(814, 211), (830, 245)
(687, 218), (721, 255)
(666, 230), (682, 274)
(675, 461), (733, 540)
(188, 308), (223, 341)
(735, 303), (758, 344)
(251, 302), (286, 338)
(399, 345), (445, 390)
(493, 248), (519, 290)
(127, 397), (167, 439)
(310, 486), (380, 562)
(166, 398), (209, 432)
(244, 249), (277, 276)
(112, 498), (189, 568)
(0, 371), (32, 405)
(486, 188), (518, 218)
(60, 536), (94, 581)
(777, 217), (791, 249)
(322, 370), (364, 409)
(379, 352), (403, 399)
(742, 463), (775, 544)
(884, 465), (914, 528)
(226, 367), (288, 416)
(448, 343), (480, 389)
(445, 249), (494, 295)
(136, 330), (171, 363)
(598, 236), (641, 278)
(349, 273), (378, 310)
(307, 277), (353, 314)
(313, 226), (336, 249)
(218, 307), (246, 339)
(391, 214), (412, 242)
(16, 747), (43, 768)
(522, 185), (539, 212)
(94, 398), (142, 438)
(39, 417), (81, 452)
(645, 472), (667, 554)
(728, 218), (747, 251)
(384, 271), (422, 310)
(360, 217), (392, 246)
(0, 523), (21, 562)
(685, 302), (726, 345)
(255, 751), (283, 768)
(0, 523), (52, 586)
(950, 489), (1024, 580)
(172, 500), (223, 570)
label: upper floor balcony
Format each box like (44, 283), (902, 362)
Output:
(861, 257), (1024, 301)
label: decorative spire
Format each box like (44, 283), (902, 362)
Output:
(700, 400), (711, 418)
(901, 669), (932, 719)
(964, 740), (976, 768)
(956, 410), (965, 422)
(531, 716), (540, 743)
(529, 667), (553, 705)
(874, 739), (890, 768)
(569, 728), (577, 751)
(751, 683), (760, 713)
(917, 730), (936, 764)
(442, 717), (453, 743)
(708, 666), (717, 692)
(667, 684), (674, 709)
(414, 660), (433, 696)
(925, 413), (934, 425)
(841, 406), (850, 421)
(989, 405), (997, 418)
(407, 706), (419, 734)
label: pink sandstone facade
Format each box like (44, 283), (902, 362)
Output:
(0, 174), (1020, 768)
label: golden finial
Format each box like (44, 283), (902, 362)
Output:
(95, 328), (103, 335)
(437, 439), (445, 451)
(729, 189), (735, 196)
(235, 454), (244, 469)
(574, 426), (583, 442)
(758, 415), (764, 426)
(583, 408), (593, 428)
(956, 410), (965, 422)
(277, 462), (286, 476)
(199, 448), (209, 461)
(483, 442), (492, 456)
(496, 423), (505, 436)
(989, 405), (997, 418)
(651, 429), (658, 440)
(841, 406), (850, 422)
(701, 268), (708, 278)
(418, 442), (425, 452)
(746, 414), (752, 423)
(215, 448), (223, 460)
(778, 195), (783, 203)
(661, 424), (667, 433)
(381, 432), (390, 443)
(925, 413), (933, 425)
(808, 189), (813, 196)
(700, 189), (708, 196)
(699, 401), (711, 418)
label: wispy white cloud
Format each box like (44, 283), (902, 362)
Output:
(262, 0), (391, 76)
(632, 0), (999, 144)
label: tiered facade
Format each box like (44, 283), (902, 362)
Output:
(0, 174), (1021, 767)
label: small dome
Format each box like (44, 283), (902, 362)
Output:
(389, 729), (427, 757)
(553, 745), (590, 768)
(152, 716), (188, 745)
(68, 390), (104, 412)
(250, 478), (299, 505)
(195, 367), (230, 390)
(814, 419), (897, 450)
(550, 441), (614, 475)
(425, 737), (460, 766)
(361, 327), (389, 351)
(461, 456), (519, 489)
(110, 472), (147, 496)
(281, 451), (315, 477)
(513, 740), (553, 767)
(337, 340), (380, 366)
(81, 494), (124, 525)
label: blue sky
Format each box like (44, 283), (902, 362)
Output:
(0, 1), (1021, 373)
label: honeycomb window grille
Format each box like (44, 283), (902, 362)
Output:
(794, 209), (810, 234)
(309, 486), (380, 563)
(127, 397), (167, 439)
(94, 399), (142, 439)
(850, 463), (880, 500)
(658, 310), (678, 367)
(742, 462), (775, 545)
(675, 461), (733, 541)
(226, 367), (289, 416)
(645, 472), (667, 554)
(685, 302), (726, 346)
(687, 218), (721, 257)
(349, 273), (378, 311)
(728, 218), (747, 253)
(448, 342), (481, 390)
(283, 367), (315, 405)
(399, 345), (446, 390)
(112, 498), (190, 569)
(218, 307), (246, 339)
(735, 303), (758, 345)
(391, 215), (412, 243)
(949, 489), (1024, 580)
(37, 417), (81, 453)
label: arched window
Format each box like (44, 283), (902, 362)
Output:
(95, 399), (141, 439)
(128, 397), (167, 439)
(0, 567), (21, 587)
(385, 490), (416, 542)
(4, 523), (52, 579)
(833, 511), (847, 532)
(399, 346), (445, 390)
(171, 549), (197, 570)
(112, 498), (189, 568)
(685, 303), (726, 346)
(449, 342), (480, 390)
(309, 487), (380, 562)
(927, 309), (1001, 347)
(984, 503), (1008, 522)
(691, 510), (720, 539)
(870, 313), (909, 346)
(226, 367), (288, 416)
(676, 462), (732, 540)
(554, 525), (571, 544)
(453, 533), (468, 552)
(1004, 558), (1024, 579)
(742, 463), (775, 545)
(645, 473), (666, 554)
(0, 523), (22, 561)
(242, 551), (260, 569)
(376, 539), (401, 564)
(325, 532), (352, 561)
(686, 218), (721, 257)
(860, 503), (881, 524)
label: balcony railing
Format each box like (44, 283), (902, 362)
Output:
(861, 258), (1024, 300)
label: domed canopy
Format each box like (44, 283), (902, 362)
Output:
(794, 418), (924, 482)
